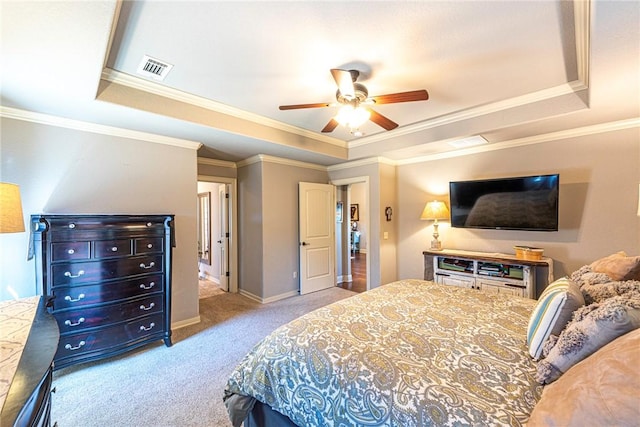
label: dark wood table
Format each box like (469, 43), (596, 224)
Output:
(1, 297), (59, 427)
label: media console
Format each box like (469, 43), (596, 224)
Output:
(423, 249), (554, 299)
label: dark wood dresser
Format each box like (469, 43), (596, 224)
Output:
(29, 214), (174, 370)
(0, 297), (59, 427)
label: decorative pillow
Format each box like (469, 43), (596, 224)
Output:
(528, 328), (640, 426)
(527, 277), (585, 359)
(590, 251), (640, 281)
(581, 280), (640, 304)
(570, 265), (612, 289)
(535, 291), (640, 384)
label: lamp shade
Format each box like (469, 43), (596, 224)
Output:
(420, 200), (450, 221)
(0, 182), (25, 233)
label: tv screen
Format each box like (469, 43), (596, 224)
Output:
(449, 174), (559, 231)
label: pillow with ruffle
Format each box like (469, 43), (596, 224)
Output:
(536, 291), (640, 384)
(580, 280), (640, 305)
(590, 251), (640, 281)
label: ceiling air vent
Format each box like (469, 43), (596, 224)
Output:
(136, 55), (173, 81)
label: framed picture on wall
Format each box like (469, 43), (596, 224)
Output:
(336, 201), (343, 223)
(350, 204), (359, 221)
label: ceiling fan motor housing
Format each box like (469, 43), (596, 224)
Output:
(336, 82), (369, 105)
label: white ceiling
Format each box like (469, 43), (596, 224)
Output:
(1, 1), (638, 166)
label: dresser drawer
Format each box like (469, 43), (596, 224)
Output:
(134, 237), (163, 254)
(55, 294), (164, 334)
(50, 274), (163, 309)
(51, 241), (91, 261)
(94, 239), (132, 258)
(56, 313), (164, 361)
(46, 217), (168, 240)
(51, 255), (164, 286)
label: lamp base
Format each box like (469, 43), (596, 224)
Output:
(430, 239), (443, 251)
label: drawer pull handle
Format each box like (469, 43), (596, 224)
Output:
(68, 223), (76, 229)
(146, 222), (153, 227)
(111, 246), (118, 252)
(64, 317), (86, 327)
(147, 243), (153, 249)
(140, 302), (155, 311)
(139, 322), (155, 332)
(139, 282), (155, 290)
(67, 249), (75, 255)
(64, 270), (85, 278)
(65, 340), (86, 351)
(64, 293), (86, 302)
(139, 262), (155, 269)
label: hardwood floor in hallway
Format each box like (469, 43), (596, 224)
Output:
(337, 251), (367, 293)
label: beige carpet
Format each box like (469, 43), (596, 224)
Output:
(199, 279), (225, 299)
(51, 286), (356, 426)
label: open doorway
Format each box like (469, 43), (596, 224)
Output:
(333, 178), (369, 293)
(197, 176), (238, 298)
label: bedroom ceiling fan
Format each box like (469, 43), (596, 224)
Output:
(279, 69), (429, 136)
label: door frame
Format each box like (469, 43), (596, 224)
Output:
(331, 176), (370, 292)
(197, 175), (238, 294)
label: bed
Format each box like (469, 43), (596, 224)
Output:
(224, 260), (640, 427)
(224, 279), (541, 426)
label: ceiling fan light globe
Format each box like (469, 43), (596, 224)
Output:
(335, 105), (370, 128)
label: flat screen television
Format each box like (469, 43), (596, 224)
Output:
(449, 174), (559, 231)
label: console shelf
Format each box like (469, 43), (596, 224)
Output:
(424, 249), (554, 299)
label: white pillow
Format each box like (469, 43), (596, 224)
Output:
(527, 277), (584, 359)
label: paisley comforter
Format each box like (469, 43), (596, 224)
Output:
(224, 279), (542, 426)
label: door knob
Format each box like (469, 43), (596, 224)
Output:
(300, 242), (309, 246)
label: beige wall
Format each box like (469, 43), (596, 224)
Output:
(397, 128), (640, 285)
(0, 117), (200, 326)
(379, 162), (398, 285)
(262, 161), (329, 300)
(237, 161), (264, 298)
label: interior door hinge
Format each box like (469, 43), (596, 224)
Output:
(225, 271), (230, 277)
(225, 193), (230, 199)
(225, 232), (230, 238)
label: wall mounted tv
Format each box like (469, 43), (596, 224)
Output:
(449, 174), (559, 231)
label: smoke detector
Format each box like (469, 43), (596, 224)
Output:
(136, 55), (173, 81)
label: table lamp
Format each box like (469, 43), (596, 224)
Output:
(420, 200), (449, 250)
(0, 182), (25, 233)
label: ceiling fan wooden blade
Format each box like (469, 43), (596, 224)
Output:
(321, 118), (339, 133)
(279, 102), (331, 110)
(369, 109), (399, 130)
(371, 89), (429, 105)
(330, 69), (355, 99)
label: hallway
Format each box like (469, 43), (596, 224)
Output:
(337, 252), (366, 293)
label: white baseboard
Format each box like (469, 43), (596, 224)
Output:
(239, 288), (299, 304)
(172, 315), (201, 330)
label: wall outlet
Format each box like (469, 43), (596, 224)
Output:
(383, 231), (389, 240)
(293, 271), (297, 279)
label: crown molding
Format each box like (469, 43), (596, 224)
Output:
(396, 118), (640, 165)
(327, 156), (397, 171)
(101, 69), (346, 148)
(236, 154), (328, 171)
(350, 81), (586, 148)
(197, 157), (237, 169)
(0, 106), (202, 150)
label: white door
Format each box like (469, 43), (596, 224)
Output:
(299, 182), (335, 295)
(218, 184), (230, 291)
